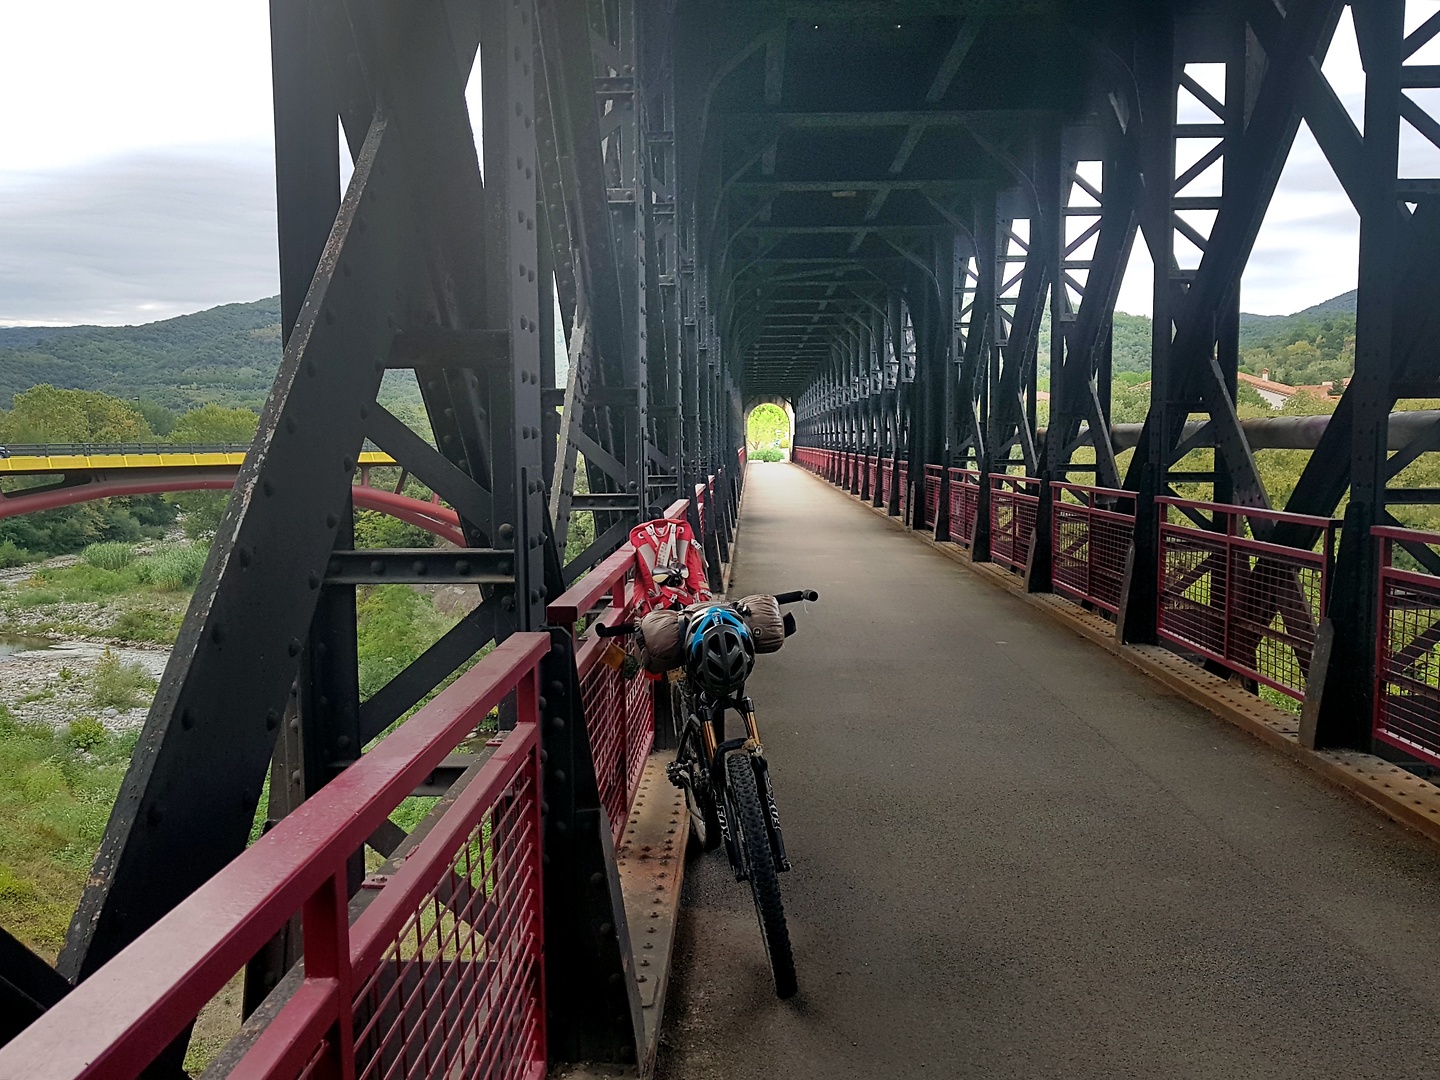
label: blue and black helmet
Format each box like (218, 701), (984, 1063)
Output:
(685, 605), (756, 697)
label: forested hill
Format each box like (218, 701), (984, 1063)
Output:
(0, 298), (284, 411)
(1099, 290), (1358, 385)
(2, 289), (1359, 411)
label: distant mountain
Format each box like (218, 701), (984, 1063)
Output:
(0, 295), (558, 414)
(0, 298), (284, 411)
(3, 289), (1357, 412)
(1239, 289), (1356, 329)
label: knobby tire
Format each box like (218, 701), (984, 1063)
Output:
(724, 751), (797, 998)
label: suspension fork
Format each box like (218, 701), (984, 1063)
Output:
(739, 698), (791, 873)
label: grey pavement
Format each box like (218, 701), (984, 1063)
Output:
(655, 461), (1440, 1080)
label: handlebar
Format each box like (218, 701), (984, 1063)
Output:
(593, 591), (815, 639)
(594, 621), (638, 638)
(773, 590), (819, 605)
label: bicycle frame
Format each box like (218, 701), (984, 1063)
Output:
(675, 683), (791, 878)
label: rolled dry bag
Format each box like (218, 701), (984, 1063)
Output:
(638, 609), (687, 674)
(737, 594), (785, 654)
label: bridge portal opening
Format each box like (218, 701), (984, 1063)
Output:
(745, 399), (793, 462)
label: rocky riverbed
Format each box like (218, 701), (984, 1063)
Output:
(0, 636), (167, 734)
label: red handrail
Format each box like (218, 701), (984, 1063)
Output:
(0, 634), (551, 1080)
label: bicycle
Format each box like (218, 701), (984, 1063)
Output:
(598, 588), (816, 999)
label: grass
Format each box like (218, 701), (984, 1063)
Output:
(133, 543), (207, 591)
(0, 550), (479, 983)
(91, 649), (157, 710)
(0, 703), (136, 958)
(82, 542), (135, 571)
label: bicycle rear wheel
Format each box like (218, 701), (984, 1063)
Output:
(724, 751), (797, 998)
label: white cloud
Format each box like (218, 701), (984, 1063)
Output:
(0, 3), (1428, 327)
(1116, 12), (1370, 318)
(0, 150), (278, 325)
(0, 2), (274, 172)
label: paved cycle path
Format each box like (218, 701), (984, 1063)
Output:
(655, 462), (1440, 1080)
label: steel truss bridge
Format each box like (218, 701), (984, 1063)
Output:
(7, 0), (1440, 1076)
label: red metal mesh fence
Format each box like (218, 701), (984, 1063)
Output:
(1051, 483), (1135, 617)
(899, 461), (910, 520)
(947, 469), (980, 546)
(879, 457), (893, 507)
(989, 474), (1042, 573)
(0, 636), (552, 1080)
(1375, 528), (1440, 767)
(351, 742), (545, 1080)
(1156, 498), (1337, 701)
(923, 466), (942, 530)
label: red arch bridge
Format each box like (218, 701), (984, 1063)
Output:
(10, 0), (1440, 1076)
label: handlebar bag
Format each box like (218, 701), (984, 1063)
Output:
(638, 609), (687, 674)
(736, 594), (785, 654)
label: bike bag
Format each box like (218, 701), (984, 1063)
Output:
(736, 594), (785, 654)
(637, 609), (687, 674)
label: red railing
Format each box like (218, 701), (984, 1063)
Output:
(1157, 498), (1338, 701)
(0, 636), (551, 1080)
(947, 468), (981, 546)
(923, 466), (942, 529)
(1374, 527), (1440, 767)
(546, 501), (689, 842)
(989, 474), (1042, 573)
(867, 455), (879, 499)
(1051, 483), (1136, 617)
(898, 461), (910, 520)
(879, 457), (894, 508)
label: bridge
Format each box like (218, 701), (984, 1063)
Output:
(0, 445), (474, 544)
(5, 0), (1440, 1076)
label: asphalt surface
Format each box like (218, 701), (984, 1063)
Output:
(655, 462), (1440, 1080)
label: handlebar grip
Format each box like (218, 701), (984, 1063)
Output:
(594, 622), (638, 638)
(772, 590), (819, 605)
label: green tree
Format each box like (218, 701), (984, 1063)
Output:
(165, 405), (259, 538)
(169, 403), (259, 445)
(0, 385), (152, 444)
(136, 399), (176, 437)
(747, 403), (789, 451)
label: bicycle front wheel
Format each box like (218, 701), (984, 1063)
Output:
(724, 751), (797, 998)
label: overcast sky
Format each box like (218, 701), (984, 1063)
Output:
(0, 5), (1434, 326)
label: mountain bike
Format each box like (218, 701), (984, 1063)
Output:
(597, 588), (817, 999)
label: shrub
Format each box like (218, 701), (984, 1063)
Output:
(83, 542), (135, 571)
(134, 543), (207, 591)
(66, 717), (108, 752)
(752, 447), (784, 463)
(0, 540), (29, 568)
(91, 649), (157, 710)
(111, 607), (181, 643)
(23, 562), (131, 602)
(354, 509), (436, 550)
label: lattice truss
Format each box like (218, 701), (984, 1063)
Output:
(1, 0), (748, 1067)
